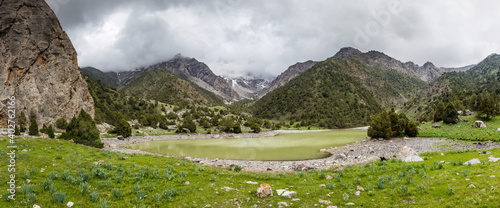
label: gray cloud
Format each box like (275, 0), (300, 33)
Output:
(47, 0), (500, 77)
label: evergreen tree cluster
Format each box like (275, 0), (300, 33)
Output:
(59, 110), (104, 148)
(368, 108), (418, 139)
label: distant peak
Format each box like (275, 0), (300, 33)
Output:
(423, 61), (435, 68)
(329, 47), (362, 60)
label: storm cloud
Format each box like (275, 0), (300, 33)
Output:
(46, 0), (500, 78)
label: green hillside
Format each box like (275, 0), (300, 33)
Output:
(404, 54), (500, 120)
(252, 58), (426, 128)
(122, 67), (223, 107)
(80, 67), (120, 89)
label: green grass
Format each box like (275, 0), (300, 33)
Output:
(418, 116), (500, 141)
(2, 137), (500, 207)
(123, 130), (366, 160)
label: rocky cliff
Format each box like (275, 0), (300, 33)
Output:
(115, 54), (240, 101)
(0, 0), (94, 127)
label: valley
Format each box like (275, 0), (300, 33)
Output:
(2, 0), (500, 207)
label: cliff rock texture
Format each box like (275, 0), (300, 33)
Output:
(0, 0), (94, 126)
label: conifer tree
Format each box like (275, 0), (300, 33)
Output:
(28, 111), (39, 136)
(433, 102), (445, 122)
(443, 103), (459, 124)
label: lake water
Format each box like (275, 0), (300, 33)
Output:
(124, 130), (366, 161)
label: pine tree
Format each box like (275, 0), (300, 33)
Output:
(14, 126), (21, 136)
(115, 119), (132, 138)
(443, 103), (459, 124)
(405, 121), (418, 137)
(47, 125), (55, 139)
(367, 111), (392, 139)
(28, 111), (39, 136)
(434, 102), (445, 122)
(388, 108), (403, 136)
(476, 92), (499, 121)
(18, 111), (27, 132)
(59, 110), (103, 148)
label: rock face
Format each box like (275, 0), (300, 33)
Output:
(0, 0), (94, 127)
(225, 74), (271, 99)
(114, 54), (240, 101)
(258, 60), (317, 97)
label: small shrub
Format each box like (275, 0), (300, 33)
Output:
(66, 176), (75, 184)
(462, 170), (469, 177)
(90, 190), (99, 202)
(23, 170), (30, 180)
(21, 184), (34, 194)
(47, 171), (58, 180)
(327, 182), (335, 190)
(80, 182), (90, 194)
(30, 167), (38, 174)
(376, 177), (385, 189)
(98, 199), (110, 208)
(418, 183), (425, 192)
(400, 185), (409, 195)
(133, 184), (141, 193)
(448, 186), (455, 195)
(52, 192), (66, 203)
(343, 192), (349, 201)
(390, 181), (397, 189)
(112, 189), (122, 199)
(49, 184), (56, 194)
(41, 178), (52, 190)
(354, 177), (361, 185)
(153, 193), (162, 201)
(62, 170), (69, 181)
(234, 165), (242, 172)
(297, 172), (305, 178)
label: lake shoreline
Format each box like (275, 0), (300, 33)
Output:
(102, 131), (500, 172)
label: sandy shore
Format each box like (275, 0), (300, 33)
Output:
(102, 131), (500, 172)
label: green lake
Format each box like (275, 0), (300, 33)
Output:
(124, 130), (366, 161)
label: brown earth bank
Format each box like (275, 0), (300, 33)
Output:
(102, 131), (500, 172)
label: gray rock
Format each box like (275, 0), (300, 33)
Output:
(0, 0), (95, 126)
(464, 158), (481, 165)
(475, 121), (487, 128)
(319, 199), (332, 205)
(489, 156), (500, 162)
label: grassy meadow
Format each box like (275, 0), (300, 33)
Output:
(2, 136), (500, 207)
(418, 116), (500, 141)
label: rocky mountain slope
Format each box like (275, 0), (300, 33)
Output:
(0, 0), (94, 126)
(252, 56), (426, 128)
(112, 54), (239, 101)
(80, 67), (120, 89)
(225, 74), (271, 99)
(257, 60), (317, 98)
(122, 67), (223, 107)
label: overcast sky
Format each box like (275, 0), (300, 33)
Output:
(46, 0), (500, 78)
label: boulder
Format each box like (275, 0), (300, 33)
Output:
(466, 109), (474, 116)
(182, 128), (191, 133)
(281, 191), (296, 198)
(256, 184), (272, 197)
(398, 146), (424, 162)
(488, 156), (500, 162)
(464, 158), (481, 165)
(167, 125), (179, 131)
(458, 110), (463, 116)
(117, 135), (124, 140)
(293, 163), (313, 171)
(474, 121), (487, 128)
(463, 119), (468, 123)
(432, 125), (441, 129)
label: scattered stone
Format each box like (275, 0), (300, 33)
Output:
(497, 128), (500, 132)
(121, 157), (127, 160)
(319, 199), (332, 205)
(257, 184), (273, 197)
(441, 153), (444, 156)
(357, 186), (365, 191)
(291, 198), (300, 202)
(277, 202), (289, 207)
(326, 175), (333, 180)
(432, 125), (441, 129)
(466, 110), (474, 116)
(117, 135), (124, 140)
(355, 191), (360, 196)
(491, 175), (496, 178)
(67, 201), (74, 207)
(464, 158), (481, 165)
(182, 128), (191, 133)
(281, 191), (297, 198)
(319, 184), (326, 188)
(398, 146), (424, 162)
(489, 156), (500, 162)
(26, 179), (31, 184)
(246, 181), (258, 185)
(222, 187), (237, 191)
(326, 206), (338, 208)
(185, 181), (190, 185)
(336, 153), (347, 160)
(466, 178), (470, 181)
(474, 121), (487, 128)
(468, 184), (476, 188)
(346, 202), (355, 206)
